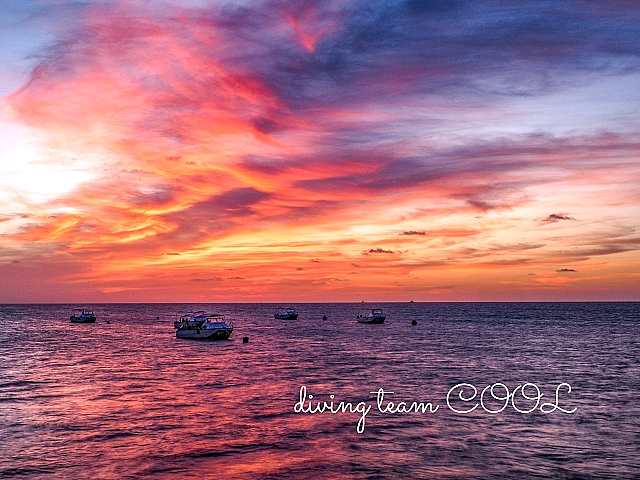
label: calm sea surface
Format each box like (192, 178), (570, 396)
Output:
(1, 302), (639, 479)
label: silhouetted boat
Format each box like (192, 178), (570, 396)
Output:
(70, 309), (96, 323)
(174, 312), (233, 340)
(356, 308), (385, 324)
(275, 307), (298, 320)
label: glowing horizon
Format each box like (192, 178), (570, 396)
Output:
(1, 0), (639, 303)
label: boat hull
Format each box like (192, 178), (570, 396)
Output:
(357, 316), (385, 324)
(70, 317), (96, 323)
(176, 327), (233, 340)
(275, 313), (298, 320)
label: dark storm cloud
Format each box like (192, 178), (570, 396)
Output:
(211, 0), (640, 109)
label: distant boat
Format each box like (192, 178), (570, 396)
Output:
(356, 308), (386, 324)
(275, 307), (298, 320)
(175, 312), (233, 340)
(70, 309), (96, 323)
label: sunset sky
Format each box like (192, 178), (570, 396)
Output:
(1, 0), (639, 303)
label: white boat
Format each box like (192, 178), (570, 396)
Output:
(70, 309), (97, 323)
(356, 308), (385, 324)
(175, 312), (233, 340)
(274, 307), (298, 320)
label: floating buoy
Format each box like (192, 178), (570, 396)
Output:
(322, 315), (327, 321)
(243, 336), (249, 343)
(156, 316), (160, 320)
(106, 321), (111, 324)
(411, 320), (417, 326)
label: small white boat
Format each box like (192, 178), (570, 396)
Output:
(175, 312), (233, 340)
(356, 308), (385, 324)
(70, 309), (97, 323)
(275, 307), (298, 320)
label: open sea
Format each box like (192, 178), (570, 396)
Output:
(1, 302), (639, 479)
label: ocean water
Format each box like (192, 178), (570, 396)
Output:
(0, 302), (638, 479)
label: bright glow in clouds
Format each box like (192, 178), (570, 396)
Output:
(0, 126), (93, 206)
(0, 0), (639, 302)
